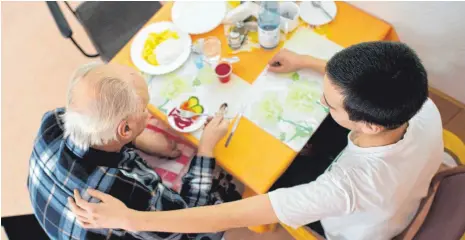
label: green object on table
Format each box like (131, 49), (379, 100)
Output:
(285, 81), (321, 113)
(291, 72), (300, 81)
(252, 92), (284, 126)
(197, 65), (216, 85)
(159, 75), (190, 100)
(279, 132), (287, 141)
(192, 77), (201, 87)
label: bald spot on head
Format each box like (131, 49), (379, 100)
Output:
(69, 63), (149, 114)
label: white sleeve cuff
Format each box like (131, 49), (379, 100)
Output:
(268, 190), (301, 229)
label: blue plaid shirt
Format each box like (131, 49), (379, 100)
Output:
(28, 108), (219, 240)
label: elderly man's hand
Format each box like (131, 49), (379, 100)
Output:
(198, 110), (230, 157)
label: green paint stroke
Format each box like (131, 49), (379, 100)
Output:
(159, 74), (190, 100)
(287, 128), (312, 142)
(285, 81), (322, 113)
(252, 92), (284, 126)
(291, 72), (300, 81)
(158, 99), (170, 114)
(279, 117), (314, 143)
(197, 65), (216, 85)
(192, 77), (201, 87)
(317, 100), (330, 113)
(279, 118), (313, 132)
(279, 132), (286, 141)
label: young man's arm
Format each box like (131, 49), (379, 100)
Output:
(69, 189), (278, 233)
(69, 164), (352, 233)
(124, 166), (352, 233)
(130, 194), (278, 233)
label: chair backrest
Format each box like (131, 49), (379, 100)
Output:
(395, 130), (465, 240)
(443, 130), (465, 166)
(395, 166), (465, 240)
(413, 166), (465, 240)
(73, 1), (161, 61)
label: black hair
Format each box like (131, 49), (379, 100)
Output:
(326, 41), (428, 130)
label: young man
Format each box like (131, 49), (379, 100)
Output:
(68, 42), (444, 240)
(28, 63), (230, 240)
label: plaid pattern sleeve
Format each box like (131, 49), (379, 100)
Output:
(27, 108), (219, 240)
(180, 156), (216, 207)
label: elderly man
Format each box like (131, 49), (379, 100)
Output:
(27, 63), (229, 240)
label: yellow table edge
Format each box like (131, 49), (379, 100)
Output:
(282, 224), (320, 240)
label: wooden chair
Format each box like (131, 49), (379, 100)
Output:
(283, 130), (465, 240)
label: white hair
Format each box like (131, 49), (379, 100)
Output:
(62, 62), (142, 149)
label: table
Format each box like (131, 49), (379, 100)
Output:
(112, 1), (398, 195)
(111, 2), (399, 237)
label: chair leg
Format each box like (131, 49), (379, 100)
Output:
(63, 1), (77, 18)
(61, 1), (99, 58)
(69, 37), (99, 58)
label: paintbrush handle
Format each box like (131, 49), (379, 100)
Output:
(224, 132), (234, 147)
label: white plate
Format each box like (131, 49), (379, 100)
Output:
(299, 1), (337, 26)
(130, 22), (191, 75)
(167, 95), (208, 133)
(172, 1), (226, 35)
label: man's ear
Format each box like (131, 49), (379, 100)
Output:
(359, 122), (384, 135)
(117, 120), (132, 139)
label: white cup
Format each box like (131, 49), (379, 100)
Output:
(279, 2), (300, 33)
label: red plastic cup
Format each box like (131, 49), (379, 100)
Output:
(215, 62), (232, 83)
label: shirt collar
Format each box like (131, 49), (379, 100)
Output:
(83, 147), (125, 168)
(56, 108), (128, 168)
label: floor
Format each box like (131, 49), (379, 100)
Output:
(1, 228), (8, 240)
(429, 90), (465, 142)
(1, 1), (464, 240)
(2, 0), (95, 218)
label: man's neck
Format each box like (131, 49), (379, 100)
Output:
(92, 141), (125, 153)
(352, 123), (409, 148)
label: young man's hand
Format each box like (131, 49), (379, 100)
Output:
(268, 49), (307, 73)
(268, 49), (327, 74)
(68, 189), (133, 230)
(198, 111), (230, 157)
